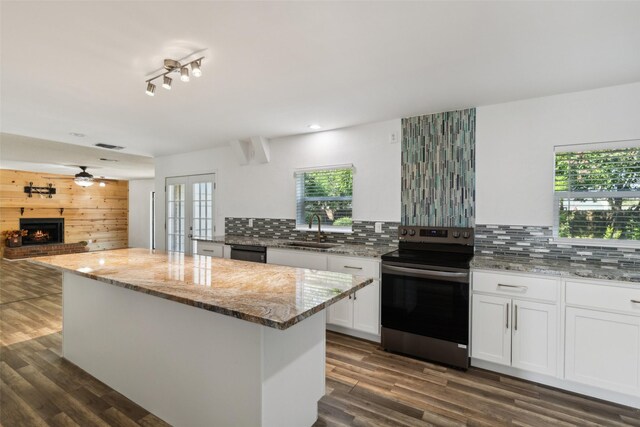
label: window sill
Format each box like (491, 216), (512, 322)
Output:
(295, 226), (353, 234)
(551, 237), (640, 249)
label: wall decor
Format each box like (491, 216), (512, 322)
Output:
(24, 182), (56, 198)
(401, 108), (475, 227)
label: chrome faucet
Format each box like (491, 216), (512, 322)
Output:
(309, 213), (322, 242)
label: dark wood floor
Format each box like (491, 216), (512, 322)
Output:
(1, 259), (638, 426)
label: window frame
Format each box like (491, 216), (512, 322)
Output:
(294, 165), (354, 233)
(552, 141), (640, 248)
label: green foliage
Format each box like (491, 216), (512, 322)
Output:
(302, 169), (353, 227)
(556, 147), (640, 240)
(333, 217), (353, 226)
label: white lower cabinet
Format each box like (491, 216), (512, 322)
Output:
(266, 248), (327, 270)
(471, 294), (511, 366)
(564, 279), (640, 397)
(472, 270), (640, 408)
(195, 241), (225, 257)
(326, 255), (381, 338)
(266, 249), (381, 339)
(471, 271), (558, 377)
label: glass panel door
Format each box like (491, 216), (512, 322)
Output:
(166, 179), (185, 253)
(166, 174), (215, 255)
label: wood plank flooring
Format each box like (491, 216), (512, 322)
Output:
(1, 259), (638, 426)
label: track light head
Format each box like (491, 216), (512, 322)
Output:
(163, 75), (172, 90)
(191, 60), (202, 78)
(146, 82), (156, 96)
(180, 67), (190, 82)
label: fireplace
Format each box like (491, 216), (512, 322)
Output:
(19, 218), (64, 245)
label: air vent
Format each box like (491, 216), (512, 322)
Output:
(99, 158), (118, 162)
(95, 143), (124, 150)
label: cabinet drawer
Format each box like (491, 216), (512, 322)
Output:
(196, 241), (224, 257)
(327, 255), (380, 278)
(566, 281), (640, 316)
(472, 271), (558, 302)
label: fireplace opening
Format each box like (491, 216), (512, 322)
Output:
(19, 218), (64, 245)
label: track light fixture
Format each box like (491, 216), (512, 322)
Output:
(145, 56), (204, 96)
(74, 166), (95, 187)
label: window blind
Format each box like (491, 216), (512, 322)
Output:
(554, 146), (640, 241)
(295, 167), (353, 229)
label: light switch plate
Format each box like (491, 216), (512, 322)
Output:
(374, 222), (383, 233)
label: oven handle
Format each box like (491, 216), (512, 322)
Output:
(381, 264), (468, 283)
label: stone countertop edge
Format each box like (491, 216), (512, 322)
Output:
(472, 255), (640, 284)
(193, 236), (397, 258)
(28, 258), (374, 330)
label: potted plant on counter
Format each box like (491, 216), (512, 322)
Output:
(3, 229), (28, 247)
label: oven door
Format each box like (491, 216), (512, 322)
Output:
(381, 262), (469, 345)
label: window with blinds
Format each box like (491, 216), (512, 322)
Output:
(554, 145), (640, 242)
(295, 167), (353, 231)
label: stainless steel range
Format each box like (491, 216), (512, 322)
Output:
(381, 226), (474, 369)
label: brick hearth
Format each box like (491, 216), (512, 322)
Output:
(3, 243), (88, 260)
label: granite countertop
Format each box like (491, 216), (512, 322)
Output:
(472, 255), (640, 284)
(194, 235), (397, 258)
(30, 248), (374, 330)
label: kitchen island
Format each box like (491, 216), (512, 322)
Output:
(31, 248), (374, 427)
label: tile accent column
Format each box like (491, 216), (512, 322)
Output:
(401, 108), (475, 227)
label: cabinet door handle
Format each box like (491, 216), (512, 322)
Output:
(498, 284), (528, 291)
(506, 303), (509, 329)
(348, 294), (352, 299)
(353, 292), (357, 301)
(631, 299), (640, 304)
(201, 249), (214, 253)
(514, 304), (518, 331)
(344, 265), (363, 270)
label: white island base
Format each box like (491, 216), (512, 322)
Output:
(63, 272), (326, 427)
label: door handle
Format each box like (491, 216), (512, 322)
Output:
(506, 303), (509, 329)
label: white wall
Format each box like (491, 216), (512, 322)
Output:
(476, 82), (640, 226)
(154, 120), (401, 250)
(128, 179), (155, 248)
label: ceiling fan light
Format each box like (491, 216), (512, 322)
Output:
(74, 166), (95, 187)
(180, 67), (190, 82)
(146, 82), (156, 96)
(162, 76), (172, 90)
(191, 60), (202, 77)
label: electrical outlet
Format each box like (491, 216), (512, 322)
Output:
(248, 218), (254, 228)
(375, 222), (383, 233)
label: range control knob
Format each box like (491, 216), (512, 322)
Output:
(462, 232), (470, 239)
(400, 229), (408, 236)
(452, 231), (461, 238)
(408, 229), (416, 236)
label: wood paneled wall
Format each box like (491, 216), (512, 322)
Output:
(0, 169), (128, 254)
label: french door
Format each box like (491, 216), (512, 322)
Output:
(166, 174), (215, 255)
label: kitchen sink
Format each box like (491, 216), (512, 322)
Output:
(283, 241), (338, 249)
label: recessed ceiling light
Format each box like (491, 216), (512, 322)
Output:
(69, 132), (85, 137)
(308, 124), (322, 130)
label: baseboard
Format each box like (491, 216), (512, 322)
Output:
(326, 324), (381, 343)
(471, 358), (640, 409)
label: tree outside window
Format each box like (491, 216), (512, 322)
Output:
(554, 146), (640, 242)
(295, 167), (353, 230)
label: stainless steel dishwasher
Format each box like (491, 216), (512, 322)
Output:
(229, 245), (267, 263)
